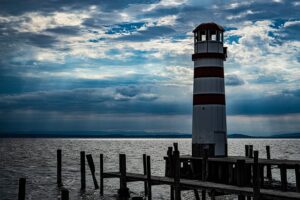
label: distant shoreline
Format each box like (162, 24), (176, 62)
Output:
(1, 132), (300, 139)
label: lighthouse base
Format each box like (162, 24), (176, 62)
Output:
(192, 143), (215, 157)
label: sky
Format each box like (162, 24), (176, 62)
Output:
(0, 0), (300, 136)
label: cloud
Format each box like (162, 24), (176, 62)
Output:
(225, 74), (245, 86)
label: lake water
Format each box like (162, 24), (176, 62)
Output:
(0, 138), (300, 200)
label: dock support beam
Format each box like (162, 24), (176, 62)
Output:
(100, 154), (104, 196)
(173, 145), (181, 200)
(80, 151), (86, 191)
(146, 155), (152, 200)
(143, 154), (148, 196)
(280, 164), (287, 191)
(18, 178), (26, 200)
(253, 151), (260, 200)
(266, 146), (272, 181)
(296, 164), (300, 192)
(86, 154), (99, 189)
(119, 154), (130, 200)
(57, 149), (62, 187)
(61, 188), (69, 200)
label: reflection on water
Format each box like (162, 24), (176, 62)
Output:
(0, 138), (299, 199)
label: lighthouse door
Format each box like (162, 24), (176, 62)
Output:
(214, 131), (226, 156)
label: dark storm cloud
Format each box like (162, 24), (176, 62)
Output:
(227, 89), (300, 115)
(225, 74), (245, 86)
(0, 87), (190, 115)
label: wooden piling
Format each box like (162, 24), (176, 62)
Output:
(173, 148), (181, 200)
(119, 154), (130, 199)
(249, 145), (253, 158)
(245, 145), (249, 157)
(237, 160), (246, 200)
(100, 154), (104, 196)
(18, 178), (26, 200)
(166, 147), (173, 177)
(61, 188), (69, 200)
(57, 149), (62, 187)
(266, 146), (272, 181)
(86, 154), (99, 189)
(253, 151), (260, 200)
(296, 164), (300, 192)
(201, 149), (208, 200)
(80, 151), (86, 191)
(143, 154), (148, 196)
(280, 164), (287, 191)
(260, 164), (264, 187)
(236, 160), (245, 186)
(146, 155), (152, 200)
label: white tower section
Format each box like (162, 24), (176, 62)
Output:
(192, 23), (228, 157)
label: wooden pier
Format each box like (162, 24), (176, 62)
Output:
(17, 144), (300, 200)
(98, 144), (300, 200)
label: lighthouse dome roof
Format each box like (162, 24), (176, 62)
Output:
(193, 22), (224, 33)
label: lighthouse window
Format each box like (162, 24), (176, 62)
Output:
(200, 30), (206, 41)
(194, 31), (198, 42)
(210, 30), (217, 41)
(219, 32), (223, 42)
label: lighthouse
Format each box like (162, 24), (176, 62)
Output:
(192, 23), (227, 157)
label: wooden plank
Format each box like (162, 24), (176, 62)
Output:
(86, 154), (99, 189)
(176, 155), (300, 167)
(101, 172), (300, 199)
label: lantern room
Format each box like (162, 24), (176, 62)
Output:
(193, 23), (225, 54)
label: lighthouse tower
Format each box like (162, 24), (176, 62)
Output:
(192, 23), (227, 157)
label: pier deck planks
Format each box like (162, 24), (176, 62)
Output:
(102, 171), (300, 200)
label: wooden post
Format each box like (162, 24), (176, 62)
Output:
(201, 149), (208, 200)
(170, 186), (174, 200)
(280, 164), (287, 191)
(260, 164), (264, 187)
(166, 147), (173, 177)
(119, 154), (130, 200)
(228, 163), (234, 184)
(61, 188), (69, 200)
(173, 148), (181, 200)
(80, 151), (86, 191)
(86, 154), (99, 189)
(295, 164), (300, 192)
(173, 143), (178, 151)
(100, 154), (104, 196)
(57, 149), (62, 187)
(18, 178), (26, 200)
(202, 149), (208, 181)
(266, 146), (272, 181)
(237, 160), (246, 200)
(236, 160), (245, 186)
(253, 151), (260, 200)
(143, 154), (148, 196)
(249, 145), (253, 158)
(245, 145), (249, 157)
(146, 155), (152, 200)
